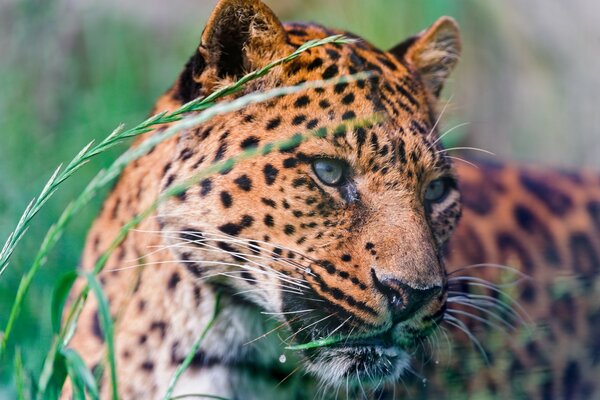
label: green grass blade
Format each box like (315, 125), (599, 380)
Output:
(163, 293), (222, 400)
(62, 347), (100, 400)
(80, 271), (118, 400)
(36, 338), (68, 400)
(170, 395), (231, 400)
(14, 348), (27, 400)
(51, 271), (78, 334)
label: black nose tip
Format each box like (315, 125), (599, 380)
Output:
(374, 276), (442, 323)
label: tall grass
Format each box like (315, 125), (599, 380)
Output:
(0, 34), (367, 399)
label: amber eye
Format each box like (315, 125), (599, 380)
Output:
(312, 158), (346, 186)
(424, 178), (453, 204)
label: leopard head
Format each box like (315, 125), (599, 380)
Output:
(157, 0), (462, 388)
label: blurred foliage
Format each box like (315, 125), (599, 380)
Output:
(0, 0), (598, 396)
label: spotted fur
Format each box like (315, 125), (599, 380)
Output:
(68, 1), (600, 399)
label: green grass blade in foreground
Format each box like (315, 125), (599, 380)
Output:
(62, 347), (100, 400)
(81, 271), (118, 400)
(14, 348), (27, 400)
(0, 37), (361, 354)
(0, 33), (351, 277)
(163, 292), (221, 400)
(170, 395), (230, 400)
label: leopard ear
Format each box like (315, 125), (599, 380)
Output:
(201, 0), (289, 78)
(389, 17), (461, 97)
(175, 0), (289, 102)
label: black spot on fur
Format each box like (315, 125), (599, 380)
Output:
(234, 175), (252, 191)
(284, 224), (296, 235)
(342, 93), (355, 105)
(179, 148), (194, 161)
(326, 49), (341, 60)
(334, 82), (348, 94)
(266, 117), (282, 130)
(261, 198), (277, 208)
(167, 272), (180, 290)
(240, 136), (260, 149)
(199, 178), (212, 197)
(220, 191), (233, 208)
(141, 361), (154, 371)
(570, 233), (600, 280)
(307, 57), (323, 71)
(322, 65), (339, 79)
(283, 157), (298, 168)
(214, 142), (227, 162)
(497, 232), (534, 273)
(520, 172), (574, 216)
(514, 204), (560, 265)
(294, 95), (310, 108)
(342, 111), (356, 120)
(292, 114), (306, 125)
(306, 118), (319, 129)
(264, 214), (275, 227)
(587, 200), (600, 232)
(319, 99), (331, 109)
(241, 271), (257, 285)
(263, 164), (279, 186)
(218, 215), (254, 236)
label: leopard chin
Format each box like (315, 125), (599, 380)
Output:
(305, 343), (410, 388)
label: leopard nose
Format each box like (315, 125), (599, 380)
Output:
(374, 276), (442, 323)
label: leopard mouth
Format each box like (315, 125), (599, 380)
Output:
(304, 338), (410, 386)
(325, 329), (397, 349)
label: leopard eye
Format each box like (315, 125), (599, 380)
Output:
(312, 158), (346, 186)
(424, 178), (453, 204)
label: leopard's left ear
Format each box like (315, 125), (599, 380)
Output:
(389, 17), (461, 97)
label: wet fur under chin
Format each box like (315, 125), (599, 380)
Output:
(305, 345), (410, 389)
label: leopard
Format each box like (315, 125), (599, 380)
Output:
(68, 0), (600, 399)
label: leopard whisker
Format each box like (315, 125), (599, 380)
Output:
(447, 291), (529, 326)
(446, 307), (512, 332)
(163, 233), (316, 281)
(136, 226), (315, 271)
(169, 242), (310, 289)
(242, 316), (299, 347)
(145, 226), (320, 265)
(323, 316), (352, 341)
(426, 94), (454, 142)
(283, 313), (335, 345)
(445, 155), (479, 169)
(443, 315), (490, 365)
(219, 272), (304, 294)
(161, 232), (312, 276)
(232, 287), (306, 297)
(449, 262), (531, 279)
(447, 276), (532, 317)
(437, 146), (495, 156)
(261, 309), (315, 316)
(448, 274), (525, 290)
(429, 121), (471, 149)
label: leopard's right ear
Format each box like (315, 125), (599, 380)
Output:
(389, 17), (461, 98)
(175, 0), (290, 103)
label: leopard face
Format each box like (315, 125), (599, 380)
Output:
(156, 0), (462, 388)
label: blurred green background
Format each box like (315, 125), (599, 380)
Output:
(1, 0), (599, 396)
